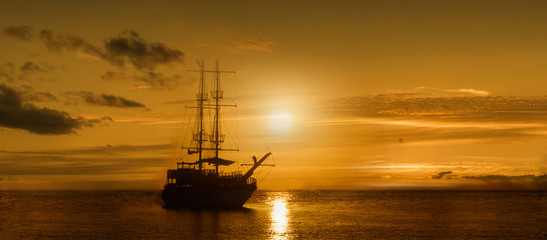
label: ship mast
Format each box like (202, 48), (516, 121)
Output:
(198, 59), (206, 170)
(183, 60), (238, 173)
(212, 60), (221, 173)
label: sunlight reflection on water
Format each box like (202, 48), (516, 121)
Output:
(268, 192), (291, 239)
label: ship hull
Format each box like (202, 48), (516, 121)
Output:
(162, 185), (257, 209)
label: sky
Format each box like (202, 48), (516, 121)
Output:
(0, 0), (546, 190)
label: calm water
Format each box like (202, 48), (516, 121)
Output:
(0, 190), (545, 239)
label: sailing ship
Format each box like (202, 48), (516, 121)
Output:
(162, 60), (273, 208)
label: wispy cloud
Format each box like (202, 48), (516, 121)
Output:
(100, 70), (182, 91)
(0, 144), (172, 189)
(0, 143), (171, 158)
(0, 61), (49, 82)
(291, 93), (547, 148)
(0, 62), (16, 82)
(19, 85), (57, 102)
(462, 174), (547, 190)
(134, 72), (182, 90)
(100, 71), (128, 81)
(19, 61), (41, 72)
(2, 25), (34, 41)
(445, 88), (490, 96)
(230, 33), (275, 52)
(39, 29), (103, 58)
(64, 91), (146, 108)
(321, 94), (547, 122)
(414, 87), (490, 96)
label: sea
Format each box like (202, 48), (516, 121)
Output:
(0, 190), (545, 239)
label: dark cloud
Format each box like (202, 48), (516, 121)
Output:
(19, 85), (57, 102)
(134, 72), (181, 90)
(3, 25), (34, 41)
(0, 83), (103, 135)
(20, 61), (41, 72)
(431, 171), (458, 180)
(103, 31), (184, 70)
(462, 174), (547, 190)
(65, 91), (146, 108)
(39, 30), (103, 57)
(100, 71), (182, 90)
(100, 71), (128, 81)
(0, 63), (16, 82)
(0, 62), (48, 82)
(38, 30), (184, 71)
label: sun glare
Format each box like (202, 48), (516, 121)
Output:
(268, 111), (293, 134)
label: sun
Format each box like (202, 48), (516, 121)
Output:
(268, 111), (293, 134)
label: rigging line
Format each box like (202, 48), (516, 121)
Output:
(258, 165), (274, 185)
(229, 73), (256, 167)
(169, 100), (190, 169)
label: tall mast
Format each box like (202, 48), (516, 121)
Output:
(213, 60), (221, 173)
(214, 60), (220, 158)
(198, 59), (205, 170)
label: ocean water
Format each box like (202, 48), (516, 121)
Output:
(0, 190), (545, 239)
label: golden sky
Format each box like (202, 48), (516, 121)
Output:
(0, 0), (546, 190)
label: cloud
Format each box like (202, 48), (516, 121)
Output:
(445, 88), (490, 96)
(38, 30), (184, 71)
(305, 94), (547, 147)
(103, 31), (184, 70)
(100, 71), (128, 81)
(0, 143), (171, 158)
(0, 144), (172, 177)
(231, 33), (275, 52)
(64, 91), (146, 108)
(414, 87), (490, 96)
(0, 61), (50, 82)
(322, 95), (547, 121)
(0, 83), (104, 135)
(19, 61), (41, 72)
(431, 171), (458, 179)
(462, 174), (547, 190)
(100, 71), (183, 90)
(39, 29), (103, 58)
(0, 63), (16, 82)
(19, 85), (57, 102)
(134, 72), (181, 90)
(2, 25), (34, 41)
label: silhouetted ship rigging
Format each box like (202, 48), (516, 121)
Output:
(162, 60), (273, 208)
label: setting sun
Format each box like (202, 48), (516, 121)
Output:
(268, 111), (293, 135)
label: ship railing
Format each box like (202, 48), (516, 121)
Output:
(196, 93), (208, 101)
(209, 134), (225, 142)
(247, 177), (257, 185)
(211, 90), (223, 99)
(218, 171), (243, 179)
(193, 132), (208, 141)
(201, 169), (217, 176)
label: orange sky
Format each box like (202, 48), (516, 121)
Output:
(0, 0), (546, 190)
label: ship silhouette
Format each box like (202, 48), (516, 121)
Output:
(162, 60), (273, 208)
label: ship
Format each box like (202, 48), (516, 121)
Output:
(162, 59), (273, 208)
